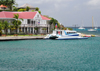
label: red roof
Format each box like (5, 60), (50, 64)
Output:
(40, 15), (51, 20)
(0, 5), (7, 8)
(0, 11), (51, 20)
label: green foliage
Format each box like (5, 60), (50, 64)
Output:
(0, 21), (3, 36)
(66, 27), (73, 30)
(49, 18), (58, 25)
(35, 7), (39, 11)
(0, 0), (15, 11)
(0, 24), (2, 31)
(12, 14), (23, 34)
(34, 27), (38, 30)
(57, 22), (61, 29)
(38, 11), (41, 14)
(42, 28), (47, 30)
(26, 6), (30, 11)
(13, 7), (18, 11)
(31, 10), (35, 12)
(49, 18), (58, 29)
(0, 10), (11, 12)
(18, 8), (25, 12)
(2, 21), (10, 35)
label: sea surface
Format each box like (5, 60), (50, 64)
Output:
(0, 28), (100, 71)
(71, 27), (100, 36)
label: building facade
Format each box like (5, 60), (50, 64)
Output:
(18, 3), (36, 12)
(0, 11), (51, 34)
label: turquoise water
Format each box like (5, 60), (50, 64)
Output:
(0, 29), (100, 71)
(0, 37), (100, 71)
(73, 28), (100, 36)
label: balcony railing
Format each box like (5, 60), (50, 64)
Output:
(20, 24), (50, 27)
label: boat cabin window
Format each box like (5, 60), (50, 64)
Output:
(67, 32), (76, 34)
(56, 31), (62, 35)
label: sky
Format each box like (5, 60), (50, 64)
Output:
(16, 0), (100, 27)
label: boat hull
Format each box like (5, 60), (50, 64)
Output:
(45, 35), (88, 40)
(56, 36), (88, 40)
(88, 29), (96, 31)
(49, 36), (58, 39)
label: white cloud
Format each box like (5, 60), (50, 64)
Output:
(87, 0), (100, 6)
(86, 0), (100, 9)
(16, 0), (73, 4)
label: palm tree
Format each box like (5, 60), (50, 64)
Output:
(7, 0), (15, 11)
(12, 14), (23, 34)
(3, 21), (10, 35)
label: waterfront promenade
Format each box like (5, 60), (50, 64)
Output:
(0, 36), (45, 41)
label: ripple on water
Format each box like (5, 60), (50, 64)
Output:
(0, 38), (100, 71)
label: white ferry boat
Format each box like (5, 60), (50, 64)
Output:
(44, 30), (88, 40)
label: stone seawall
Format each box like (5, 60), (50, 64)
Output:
(0, 36), (45, 41)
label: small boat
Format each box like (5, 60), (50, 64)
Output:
(78, 20), (85, 30)
(82, 35), (91, 37)
(94, 23), (98, 30)
(88, 29), (96, 31)
(44, 29), (88, 40)
(91, 35), (95, 37)
(95, 27), (98, 29)
(78, 27), (85, 30)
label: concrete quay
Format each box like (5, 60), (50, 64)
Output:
(0, 36), (45, 41)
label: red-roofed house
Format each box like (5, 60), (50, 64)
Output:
(0, 5), (9, 10)
(0, 11), (51, 34)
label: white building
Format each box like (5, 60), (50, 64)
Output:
(0, 11), (51, 34)
(18, 3), (36, 12)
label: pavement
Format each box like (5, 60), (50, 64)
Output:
(0, 36), (45, 41)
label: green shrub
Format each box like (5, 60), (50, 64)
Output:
(0, 10), (11, 12)
(66, 27), (73, 30)
(18, 9), (25, 12)
(31, 10), (35, 12)
(18, 32), (26, 35)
